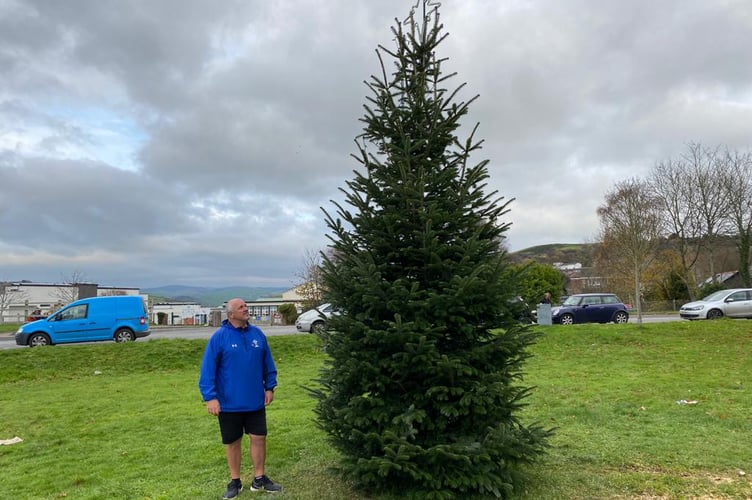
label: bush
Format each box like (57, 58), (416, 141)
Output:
(277, 303), (298, 325)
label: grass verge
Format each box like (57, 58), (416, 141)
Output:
(1, 321), (750, 499)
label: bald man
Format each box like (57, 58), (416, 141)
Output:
(199, 298), (282, 497)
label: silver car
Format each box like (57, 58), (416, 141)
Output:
(295, 303), (334, 333)
(679, 288), (752, 320)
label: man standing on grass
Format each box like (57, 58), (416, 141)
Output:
(199, 298), (282, 498)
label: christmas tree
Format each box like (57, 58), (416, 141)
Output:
(311, 2), (552, 497)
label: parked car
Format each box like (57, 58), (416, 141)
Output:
(679, 288), (752, 320)
(15, 295), (151, 347)
(295, 303), (335, 333)
(551, 293), (630, 325)
(26, 309), (47, 322)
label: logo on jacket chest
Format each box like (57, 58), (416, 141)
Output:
(229, 340), (259, 349)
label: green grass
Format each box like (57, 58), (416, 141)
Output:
(0, 322), (21, 334)
(519, 321), (752, 499)
(1, 322), (751, 499)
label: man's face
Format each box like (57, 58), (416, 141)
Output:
(228, 300), (250, 323)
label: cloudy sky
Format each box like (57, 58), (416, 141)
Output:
(1, 0), (751, 289)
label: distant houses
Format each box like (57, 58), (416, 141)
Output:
(551, 262), (608, 295)
(152, 287), (306, 326)
(1, 280), (310, 326)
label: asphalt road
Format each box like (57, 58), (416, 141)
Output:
(0, 324), (303, 350)
(629, 314), (682, 323)
(146, 324), (301, 340)
(0, 315), (681, 350)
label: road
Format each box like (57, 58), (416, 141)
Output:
(144, 324), (301, 340)
(0, 324), (304, 350)
(0, 315), (681, 351)
(630, 313), (681, 323)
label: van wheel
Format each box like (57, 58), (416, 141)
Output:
(29, 333), (51, 347)
(114, 328), (135, 342)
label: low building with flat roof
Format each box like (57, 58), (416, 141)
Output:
(0, 281), (143, 324)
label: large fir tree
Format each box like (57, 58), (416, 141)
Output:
(311, 2), (551, 498)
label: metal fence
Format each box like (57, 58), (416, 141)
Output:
(634, 300), (684, 313)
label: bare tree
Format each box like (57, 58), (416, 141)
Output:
(0, 282), (29, 324)
(650, 156), (703, 298)
(294, 249), (325, 310)
(54, 270), (88, 305)
(597, 178), (663, 326)
(718, 147), (752, 286)
(685, 142), (730, 284)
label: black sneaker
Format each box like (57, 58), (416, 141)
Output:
(251, 475), (282, 493)
(223, 479), (243, 499)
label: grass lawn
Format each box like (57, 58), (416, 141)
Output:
(1, 321), (750, 499)
(0, 322), (21, 334)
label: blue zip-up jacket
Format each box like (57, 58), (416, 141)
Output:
(198, 320), (278, 412)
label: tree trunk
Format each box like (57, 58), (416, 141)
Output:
(738, 232), (751, 287)
(634, 262), (642, 327)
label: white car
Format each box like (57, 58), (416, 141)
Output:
(679, 288), (752, 320)
(295, 303), (334, 333)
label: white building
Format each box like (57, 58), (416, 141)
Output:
(243, 286), (307, 322)
(1, 281), (314, 326)
(151, 286), (307, 327)
(151, 302), (214, 326)
(0, 281), (143, 324)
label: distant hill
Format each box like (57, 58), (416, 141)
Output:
(141, 245), (595, 306)
(510, 243), (596, 267)
(142, 285), (288, 307)
(142, 246), (595, 305)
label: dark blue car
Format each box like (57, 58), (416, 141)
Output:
(551, 293), (629, 325)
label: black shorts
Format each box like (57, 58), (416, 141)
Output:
(218, 408), (267, 444)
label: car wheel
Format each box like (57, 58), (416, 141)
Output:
(560, 313), (574, 325)
(311, 321), (326, 334)
(114, 328), (135, 342)
(706, 309), (724, 320)
(613, 311), (629, 324)
(29, 333), (51, 347)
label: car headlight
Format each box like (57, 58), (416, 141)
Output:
(16, 326), (23, 334)
(552, 307), (561, 315)
(682, 305), (705, 311)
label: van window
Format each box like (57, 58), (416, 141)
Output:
(58, 304), (88, 321)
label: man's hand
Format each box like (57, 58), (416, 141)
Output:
(206, 399), (220, 415)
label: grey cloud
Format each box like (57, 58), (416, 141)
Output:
(1, 0), (750, 287)
(0, 157), (196, 248)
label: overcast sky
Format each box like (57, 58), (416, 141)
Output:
(1, 0), (751, 289)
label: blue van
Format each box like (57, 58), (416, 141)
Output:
(15, 296), (151, 347)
